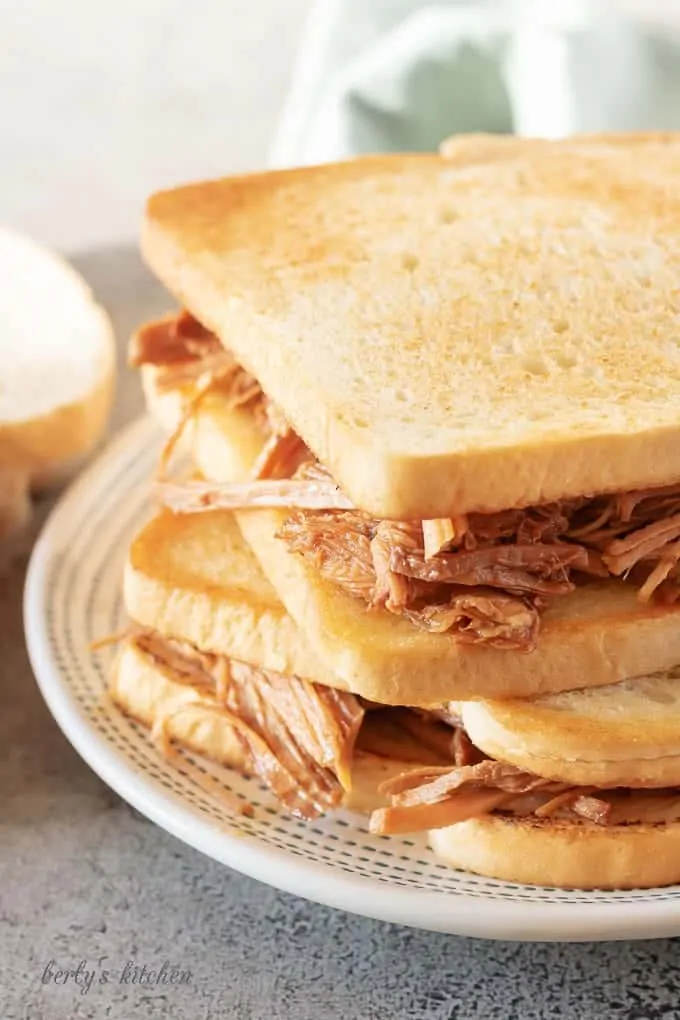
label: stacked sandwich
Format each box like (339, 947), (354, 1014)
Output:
(113, 133), (680, 889)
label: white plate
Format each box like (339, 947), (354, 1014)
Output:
(24, 415), (680, 942)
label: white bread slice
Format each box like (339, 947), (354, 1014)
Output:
(429, 816), (680, 891)
(143, 139), (680, 518)
(462, 671), (680, 788)
(145, 379), (680, 703)
(111, 639), (427, 813)
(0, 228), (115, 537)
(124, 507), (335, 686)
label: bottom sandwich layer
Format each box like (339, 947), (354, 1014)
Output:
(110, 631), (680, 890)
(430, 816), (680, 891)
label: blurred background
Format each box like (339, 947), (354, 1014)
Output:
(2, 0), (313, 249)
(4, 0), (680, 252)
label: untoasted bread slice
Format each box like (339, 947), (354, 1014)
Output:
(0, 228), (114, 546)
(429, 815), (680, 890)
(124, 507), (334, 685)
(111, 639), (429, 813)
(143, 139), (680, 518)
(462, 671), (680, 788)
(0, 227), (115, 484)
(145, 379), (680, 703)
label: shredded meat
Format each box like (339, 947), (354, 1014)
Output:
(391, 544), (586, 596)
(133, 630), (363, 819)
(453, 726), (486, 767)
(251, 423), (308, 481)
(370, 521), (429, 611)
(603, 514), (680, 578)
(278, 511), (541, 648)
(404, 590), (539, 648)
(356, 708), (456, 766)
(278, 511), (376, 600)
(130, 311), (264, 403)
(157, 479), (355, 514)
(568, 490), (680, 601)
(129, 310), (220, 366)
(369, 755), (680, 835)
(134, 310), (680, 648)
(127, 625), (680, 834)
(277, 488), (680, 646)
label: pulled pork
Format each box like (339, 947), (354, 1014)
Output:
(133, 630), (364, 819)
(370, 757), (680, 835)
(136, 311), (680, 651)
(277, 483), (680, 650)
(278, 512), (544, 649)
(130, 628), (680, 836)
(130, 311), (264, 407)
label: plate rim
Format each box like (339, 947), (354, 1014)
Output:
(23, 414), (680, 941)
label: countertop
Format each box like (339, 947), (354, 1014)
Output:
(4, 3), (680, 1017)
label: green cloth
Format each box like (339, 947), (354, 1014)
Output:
(271, 0), (680, 167)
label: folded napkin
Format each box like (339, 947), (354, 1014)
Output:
(271, 0), (680, 167)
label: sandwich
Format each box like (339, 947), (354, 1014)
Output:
(116, 133), (680, 889)
(130, 136), (680, 703)
(111, 506), (680, 890)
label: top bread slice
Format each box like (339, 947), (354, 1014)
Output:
(143, 376), (680, 703)
(462, 669), (680, 788)
(143, 137), (680, 518)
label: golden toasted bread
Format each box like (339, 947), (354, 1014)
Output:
(429, 815), (680, 891)
(143, 140), (680, 518)
(462, 671), (680, 788)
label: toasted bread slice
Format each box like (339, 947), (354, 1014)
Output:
(111, 639), (428, 813)
(462, 671), (680, 788)
(144, 378), (680, 702)
(124, 507), (335, 686)
(143, 139), (680, 518)
(429, 815), (680, 890)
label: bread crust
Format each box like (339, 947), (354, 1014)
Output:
(0, 370), (114, 485)
(429, 815), (680, 890)
(143, 140), (680, 517)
